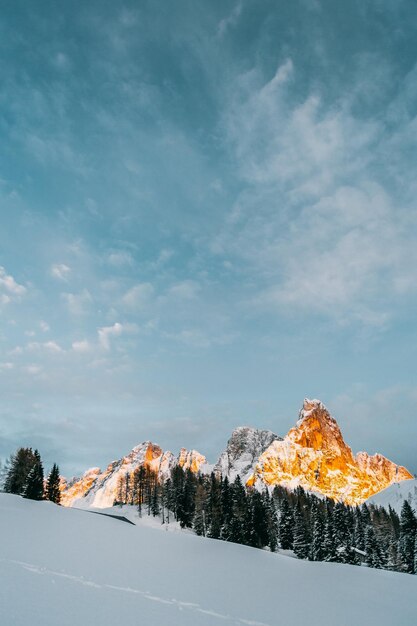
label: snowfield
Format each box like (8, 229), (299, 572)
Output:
(1, 494), (417, 626)
(367, 478), (417, 513)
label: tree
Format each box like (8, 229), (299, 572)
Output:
(46, 463), (61, 504)
(310, 500), (325, 561)
(399, 500), (416, 574)
(293, 506), (309, 559)
(23, 450), (44, 501)
(365, 525), (384, 569)
(4, 448), (37, 495)
(278, 497), (293, 550)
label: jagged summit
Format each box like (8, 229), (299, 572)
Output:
(214, 426), (280, 483)
(248, 399), (412, 504)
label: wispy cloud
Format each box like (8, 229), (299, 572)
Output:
(0, 266), (26, 304)
(51, 263), (71, 280)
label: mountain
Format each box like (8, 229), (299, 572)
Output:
(214, 426), (279, 483)
(247, 399), (412, 504)
(61, 442), (207, 508)
(61, 398), (412, 507)
(367, 478), (417, 513)
(2, 493), (417, 626)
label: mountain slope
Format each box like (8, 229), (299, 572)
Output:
(1, 493), (417, 626)
(367, 478), (417, 513)
(62, 443), (206, 508)
(248, 399), (412, 504)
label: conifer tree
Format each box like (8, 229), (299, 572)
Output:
(46, 463), (61, 504)
(310, 500), (325, 561)
(23, 450), (44, 501)
(293, 506), (309, 559)
(207, 473), (223, 539)
(278, 497), (293, 550)
(4, 447), (37, 495)
(399, 500), (416, 574)
(323, 503), (337, 562)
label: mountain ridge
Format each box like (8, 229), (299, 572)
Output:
(61, 398), (412, 507)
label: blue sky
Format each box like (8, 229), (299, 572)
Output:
(1, 0), (417, 476)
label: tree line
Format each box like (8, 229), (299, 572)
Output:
(116, 465), (417, 575)
(1, 447), (61, 504)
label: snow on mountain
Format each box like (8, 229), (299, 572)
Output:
(248, 399), (412, 504)
(214, 426), (280, 483)
(62, 442), (206, 508)
(1, 493), (417, 626)
(61, 398), (412, 508)
(367, 478), (417, 513)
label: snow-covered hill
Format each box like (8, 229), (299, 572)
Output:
(367, 478), (417, 513)
(1, 494), (417, 626)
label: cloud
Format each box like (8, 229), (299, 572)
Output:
(108, 251), (134, 267)
(62, 289), (93, 315)
(71, 340), (92, 353)
(51, 263), (71, 280)
(97, 322), (124, 350)
(214, 58), (417, 326)
(27, 341), (64, 354)
(0, 266), (26, 304)
(122, 283), (154, 309)
(167, 280), (201, 300)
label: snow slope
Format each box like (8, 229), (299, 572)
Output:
(367, 478), (417, 513)
(1, 493), (417, 626)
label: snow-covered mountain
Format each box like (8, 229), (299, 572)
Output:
(1, 493), (417, 626)
(214, 426), (280, 483)
(367, 478), (417, 513)
(61, 398), (412, 508)
(248, 399), (412, 505)
(61, 442), (207, 508)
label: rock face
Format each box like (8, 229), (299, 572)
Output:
(214, 426), (280, 483)
(247, 399), (413, 505)
(61, 442), (206, 508)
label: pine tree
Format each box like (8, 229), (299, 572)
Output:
(278, 496), (293, 550)
(229, 476), (247, 544)
(399, 500), (416, 574)
(293, 506), (309, 559)
(193, 479), (208, 536)
(323, 503), (337, 562)
(365, 525), (384, 569)
(46, 463), (61, 504)
(264, 490), (279, 552)
(4, 447), (37, 495)
(23, 450), (44, 501)
(207, 473), (223, 539)
(310, 500), (325, 561)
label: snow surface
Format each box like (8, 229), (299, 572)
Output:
(1, 493), (417, 626)
(367, 478), (417, 513)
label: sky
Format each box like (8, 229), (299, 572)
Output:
(1, 0), (417, 477)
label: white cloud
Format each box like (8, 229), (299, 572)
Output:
(39, 321), (50, 332)
(27, 340), (64, 354)
(0, 266), (26, 304)
(72, 340), (91, 353)
(51, 263), (71, 280)
(167, 280), (201, 300)
(98, 322), (124, 350)
(108, 251), (134, 267)
(214, 60), (417, 325)
(24, 364), (42, 376)
(0, 362), (14, 371)
(62, 289), (93, 315)
(122, 282), (154, 309)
